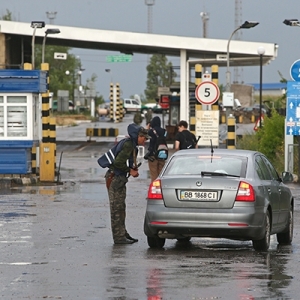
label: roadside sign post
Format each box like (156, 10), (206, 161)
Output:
(196, 110), (219, 147)
(290, 59), (300, 81)
(195, 81), (220, 146)
(195, 81), (220, 107)
(253, 115), (264, 131)
(285, 78), (300, 173)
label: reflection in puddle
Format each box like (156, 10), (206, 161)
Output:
(0, 261), (49, 265)
(0, 186), (59, 196)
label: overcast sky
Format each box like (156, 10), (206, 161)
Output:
(1, 0), (300, 99)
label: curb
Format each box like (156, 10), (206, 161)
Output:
(0, 176), (39, 188)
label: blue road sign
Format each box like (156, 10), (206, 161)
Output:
(290, 59), (300, 81)
(286, 81), (300, 135)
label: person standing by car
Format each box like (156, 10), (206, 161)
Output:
(133, 108), (143, 125)
(174, 120), (198, 151)
(105, 124), (150, 244)
(145, 108), (153, 128)
(144, 116), (167, 181)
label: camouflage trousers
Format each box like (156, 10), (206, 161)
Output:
(106, 172), (129, 242)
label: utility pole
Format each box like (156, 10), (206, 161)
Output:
(145, 0), (155, 34)
(200, 10), (209, 73)
(200, 11), (209, 38)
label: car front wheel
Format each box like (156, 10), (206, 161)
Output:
(277, 205), (293, 245)
(147, 236), (165, 249)
(252, 210), (271, 251)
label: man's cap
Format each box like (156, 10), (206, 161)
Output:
(138, 127), (151, 139)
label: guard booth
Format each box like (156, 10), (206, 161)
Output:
(0, 70), (47, 174)
(166, 82), (198, 141)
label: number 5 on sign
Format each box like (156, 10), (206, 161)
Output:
(195, 81), (220, 105)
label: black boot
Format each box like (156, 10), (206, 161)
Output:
(114, 237), (135, 244)
(125, 233), (138, 242)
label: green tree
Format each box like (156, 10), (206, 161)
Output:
(0, 9), (13, 20)
(35, 45), (80, 99)
(145, 54), (176, 101)
(34, 44), (103, 103)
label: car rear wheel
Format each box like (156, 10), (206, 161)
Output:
(147, 236), (165, 249)
(252, 211), (271, 251)
(277, 205), (293, 245)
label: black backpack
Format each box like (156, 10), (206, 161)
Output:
(97, 138), (130, 168)
(153, 129), (168, 160)
(181, 131), (196, 149)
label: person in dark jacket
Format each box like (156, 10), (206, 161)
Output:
(105, 123), (150, 244)
(174, 120), (198, 151)
(144, 116), (167, 181)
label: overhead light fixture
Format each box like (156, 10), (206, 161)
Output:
(240, 21), (259, 29)
(31, 21), (45, 28)
(45, 28), (60, 35)
(283, 19), (300, 26)
(42, 28), (61, 63)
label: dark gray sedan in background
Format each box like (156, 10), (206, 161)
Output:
(144, 149), (294, 251)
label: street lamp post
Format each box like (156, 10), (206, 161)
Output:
(226, 21), (259, 92)
(66, 68), (84, 102)
(257, 46), (265, 129)
(31, 21), (45, 69)
(65, 70), (75, 102)
(42, 28), (60, 63)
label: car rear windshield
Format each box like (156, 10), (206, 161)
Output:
(163, 154), (247, 177)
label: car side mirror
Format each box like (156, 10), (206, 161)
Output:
(282, 171), (295, 183)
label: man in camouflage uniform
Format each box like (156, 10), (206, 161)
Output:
(133, 108), (143, 125)
(105, 123), (150, 244)
(145, 108), (153, 128)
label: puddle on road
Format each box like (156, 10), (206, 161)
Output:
(0, 261), (49, 266)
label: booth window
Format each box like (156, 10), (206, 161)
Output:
(0, 95), (29, 138)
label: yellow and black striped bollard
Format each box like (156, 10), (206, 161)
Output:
(227, 114), (236, 149)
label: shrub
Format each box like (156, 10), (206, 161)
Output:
(237, 109), (285, 172)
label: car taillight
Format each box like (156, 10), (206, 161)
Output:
(235, 181), (255, 202)
(147, 179), (163, 200)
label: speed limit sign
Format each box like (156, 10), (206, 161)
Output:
(195, 81), (220, 105)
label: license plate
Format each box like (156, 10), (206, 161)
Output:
(180, 190), (218, 201)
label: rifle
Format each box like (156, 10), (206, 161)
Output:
(196, 136), (201, 147)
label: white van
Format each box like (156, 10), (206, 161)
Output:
(123, 98), (141, 114)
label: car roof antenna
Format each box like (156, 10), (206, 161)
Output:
(210, 139), (214, 163)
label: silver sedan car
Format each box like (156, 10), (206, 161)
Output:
(144, 149), (294, 251)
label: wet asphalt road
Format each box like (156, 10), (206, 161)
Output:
(1, 117), (300, 299)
